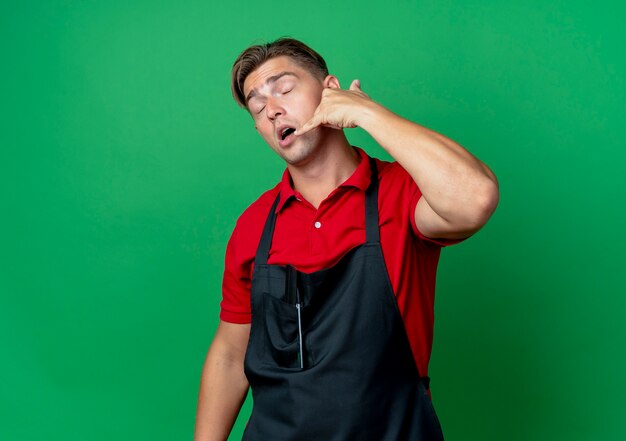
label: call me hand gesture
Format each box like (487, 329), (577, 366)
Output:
(295, 75), (499, 243)
(294, 79), (376, 136)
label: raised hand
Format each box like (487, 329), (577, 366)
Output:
(294, 79), (374, 136)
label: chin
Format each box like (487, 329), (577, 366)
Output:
(282, 151), (311, 166)
(277, 135), (319, 166)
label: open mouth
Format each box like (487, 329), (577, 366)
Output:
(280, 127), (296, 140)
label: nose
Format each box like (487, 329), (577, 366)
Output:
(266, 97), (285, 121)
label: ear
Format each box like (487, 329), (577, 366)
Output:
(323, 75), (341, 89)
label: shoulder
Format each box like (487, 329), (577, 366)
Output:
(237, 184), (280, 226)
(376, 156), (411, 179)
(229, 183), (280, 250)
(374, 156), (422, 197)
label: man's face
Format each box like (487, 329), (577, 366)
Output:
(243, 56), (329, 165)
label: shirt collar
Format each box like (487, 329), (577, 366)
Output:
(275, 146), (372, 213)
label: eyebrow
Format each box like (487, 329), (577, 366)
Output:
(245, 71), (299, 105)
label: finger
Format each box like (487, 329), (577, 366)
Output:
(294, 115), (321, 136)
(321, 123), (344, 130)
(349, 79), (361, 91)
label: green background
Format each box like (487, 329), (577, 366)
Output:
(2, 1), (625, 440)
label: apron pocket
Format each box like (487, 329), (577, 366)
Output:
(262, 292), (304, 369)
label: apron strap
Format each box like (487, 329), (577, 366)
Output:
(364, 156), (380, 244)
(254, 154), (381, 265)
(254, 194), (280, 266)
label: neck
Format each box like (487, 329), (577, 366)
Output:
(287, 131), (359, 209)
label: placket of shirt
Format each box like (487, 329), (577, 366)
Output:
(310, 203), (324, 257)
(311, 186), (350, 256)
(290, 192), (317, 257)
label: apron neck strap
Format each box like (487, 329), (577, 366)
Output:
(255, 194), (280, 266)
(364, 156), (380, 244)
(254, 155), (380, 266)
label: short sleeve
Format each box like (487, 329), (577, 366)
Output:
(409, 191), (467, 247)
(384, 162), (466, 248)
(218, 186), (280, 324)
(219, 220), (253, 324)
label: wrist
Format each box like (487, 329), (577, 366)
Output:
(355, 100), (390, 131)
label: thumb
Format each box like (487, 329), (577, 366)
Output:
(349, 79), (361, 91)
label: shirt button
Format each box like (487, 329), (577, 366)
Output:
(314, 221), (322, 229)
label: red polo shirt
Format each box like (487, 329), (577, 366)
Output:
(220, 146), (464, 376)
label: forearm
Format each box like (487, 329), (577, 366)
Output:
(358, 102), (498, 226)
(194, 332), (250, 441)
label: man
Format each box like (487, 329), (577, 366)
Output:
(194, 37), (499, 441)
